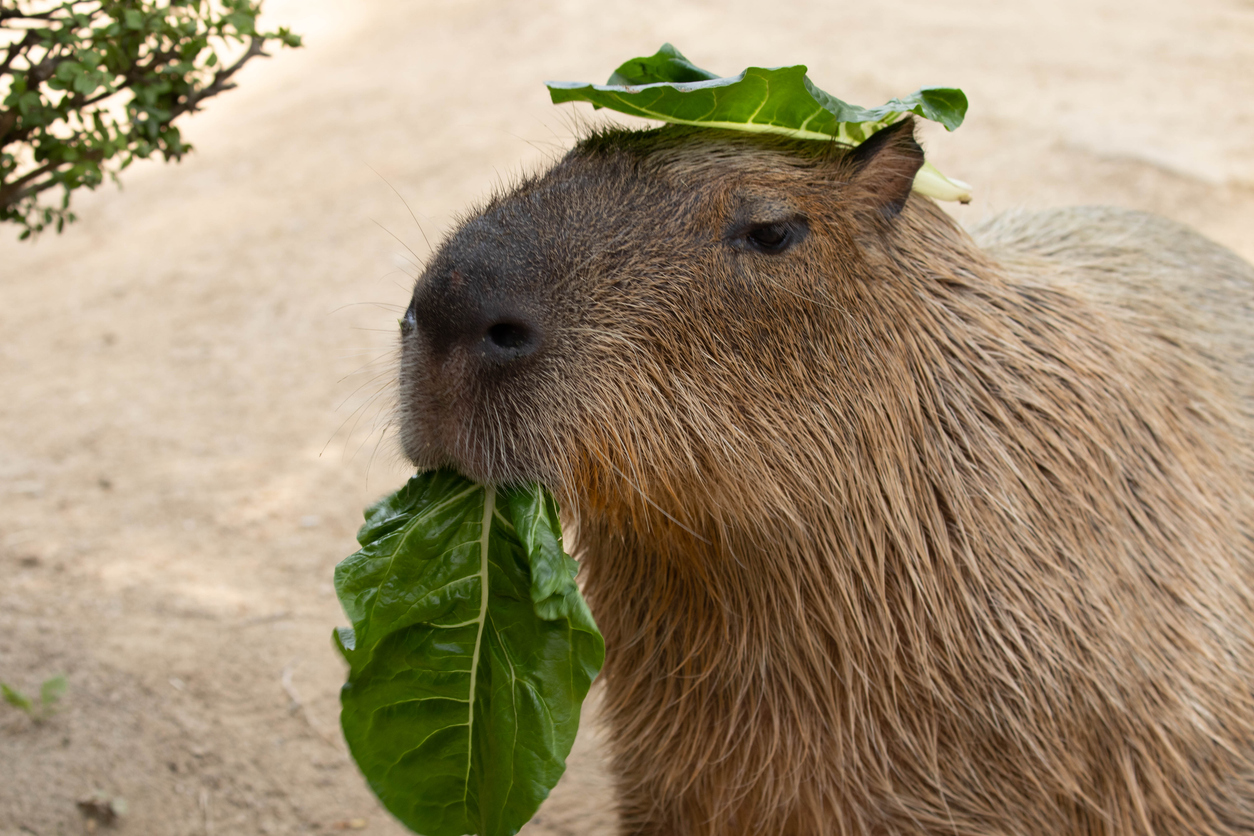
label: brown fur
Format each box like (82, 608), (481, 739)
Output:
(398, 119), (1254, 835)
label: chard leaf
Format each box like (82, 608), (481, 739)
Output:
(547, 44), (971, 202)
(606, 42), (720, 85)
(334, 470), (604, 836)
(915, 161), (973, 204)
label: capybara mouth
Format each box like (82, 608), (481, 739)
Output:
(395, 193), (574, 489)
(396, 345), (550, 487)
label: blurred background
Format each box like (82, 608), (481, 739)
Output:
(1, 1), (1251, 833)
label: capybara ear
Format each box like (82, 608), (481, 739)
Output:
(844, 117), (925, 220)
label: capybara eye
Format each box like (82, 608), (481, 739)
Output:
(736, 217), (808, 254)
(749, 223), (788, 250)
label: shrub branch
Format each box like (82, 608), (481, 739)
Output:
(0, 0), (300, 238)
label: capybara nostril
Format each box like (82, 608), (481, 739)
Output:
(406, 255), (545, 364)
(484, 319), (539, 358)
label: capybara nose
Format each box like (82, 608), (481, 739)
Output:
(483, 319), (541, 361)
(409, 266), (543, 366)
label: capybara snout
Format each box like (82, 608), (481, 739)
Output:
(405, 223), (548, 365)
(398, 118), (1254, 835)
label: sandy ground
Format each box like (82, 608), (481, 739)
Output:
(1, 1), (1252, 834)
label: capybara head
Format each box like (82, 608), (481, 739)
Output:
(399, 118), (947, 534)
(397, 118), (1254, 834)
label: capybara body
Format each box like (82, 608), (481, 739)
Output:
(397, 119), (1254, 835)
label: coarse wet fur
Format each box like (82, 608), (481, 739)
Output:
(397, 118), (1254, 835)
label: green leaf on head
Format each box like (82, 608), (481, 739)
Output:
(547, 44), (972, 202)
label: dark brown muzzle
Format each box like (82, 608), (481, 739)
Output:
(396, 210), (562, 482)
(407, 258), (545, 370)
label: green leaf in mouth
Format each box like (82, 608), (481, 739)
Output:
(334, 470), (605, 836)
(547, 43), (972, 203)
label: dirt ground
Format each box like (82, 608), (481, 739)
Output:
(2, 1), (1252, 834)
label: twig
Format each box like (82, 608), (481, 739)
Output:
(179, 36), (265, 116)
(199, 788), (212, 836)
(239, 609), (291, 626)
(0, 1), (83, 24)
(280, 661), (303, 714)
(280, 660), (344, 750)
(0, 29), (38, 77)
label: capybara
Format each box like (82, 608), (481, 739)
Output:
(397, 117), (1254, 835)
